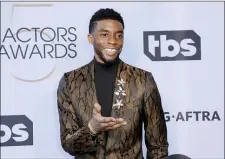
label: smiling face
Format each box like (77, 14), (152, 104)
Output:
(88, 19), (124, 64)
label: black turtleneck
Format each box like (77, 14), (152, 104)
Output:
(94, 58), (119, 117)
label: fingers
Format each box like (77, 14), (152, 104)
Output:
(100, 121), (117, 128)
(91, 103), (127, 132)
(93, 103), (102, 116)
(105, 121), (127, 130)
(115, 118), (124, 122)
(99, 117), (117, 123)
(99, 117), (126, 128)
(93, 103), (117, 122)
(94, 103), (101, 114)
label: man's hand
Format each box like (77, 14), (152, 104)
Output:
(88, 103), (127, 134)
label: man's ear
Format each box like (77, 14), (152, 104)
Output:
(88, 34), (94, 45)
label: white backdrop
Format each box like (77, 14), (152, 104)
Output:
(1, 2), (224, 159)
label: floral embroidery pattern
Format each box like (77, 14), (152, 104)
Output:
(113, 99), (124, 109)
(117, 78), (126, 87)
(114, 86), (126, 96)
(113, 78), (126, 109)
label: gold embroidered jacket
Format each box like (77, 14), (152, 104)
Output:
(57, 59), (169, 159)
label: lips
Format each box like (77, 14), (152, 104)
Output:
(102, 48), (118, 56)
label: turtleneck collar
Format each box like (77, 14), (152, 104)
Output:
(93, 57), (119, 69)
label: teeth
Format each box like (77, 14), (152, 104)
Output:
(104, 48), (117, 52)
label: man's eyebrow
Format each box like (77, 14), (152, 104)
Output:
(98, 29), (110, 32)
(98, 29), (124, 33)
(117, 31), (124, 34)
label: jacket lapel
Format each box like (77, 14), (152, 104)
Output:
(111, 60), (130, 118)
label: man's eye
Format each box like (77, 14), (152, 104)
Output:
(100, 33), (108, 37)
(117, 34), (123, 39)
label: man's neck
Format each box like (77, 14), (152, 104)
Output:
(93, 57), (119, 68)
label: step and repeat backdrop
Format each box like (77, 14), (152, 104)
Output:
(1, 2), (224, 159)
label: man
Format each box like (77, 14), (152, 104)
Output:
(57, 8), (169, 159)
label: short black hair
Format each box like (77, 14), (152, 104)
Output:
(89, 8), (124, 34)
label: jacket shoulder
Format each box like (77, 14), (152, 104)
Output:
(122, 61), (151, 77)
(58, 62), (91, 88)
(66, 61), (92, 78)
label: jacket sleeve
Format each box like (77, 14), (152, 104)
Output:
(143, 72), (169, 159)
(57, 73), (102, 156)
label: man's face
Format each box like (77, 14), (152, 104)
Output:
(88, 19), (124, 64)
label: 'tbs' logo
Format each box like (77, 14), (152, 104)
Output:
(143, 30), (201, 61)
(0, 115), (33, 146)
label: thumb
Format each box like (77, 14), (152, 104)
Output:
(94, 103), (101, 114)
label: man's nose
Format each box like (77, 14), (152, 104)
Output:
(108, 36), (116, 45)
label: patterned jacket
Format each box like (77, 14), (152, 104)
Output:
(57, 59), (169, 159)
